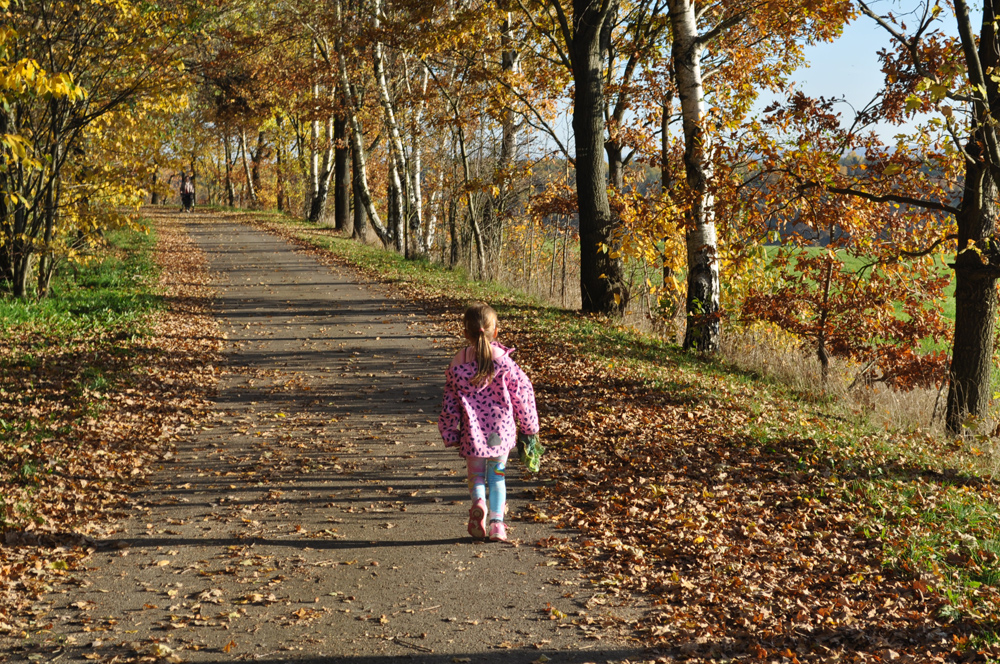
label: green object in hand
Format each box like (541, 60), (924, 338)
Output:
(516, 433), (545, 473)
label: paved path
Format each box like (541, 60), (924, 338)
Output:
(3, 215), (645, 663)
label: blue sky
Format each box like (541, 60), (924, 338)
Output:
(763, 6), (971, 140)
(786, 17), (891, 116)
(752, 16), (899, 139)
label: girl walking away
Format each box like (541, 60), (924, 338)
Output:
(439, 303), (539, 542)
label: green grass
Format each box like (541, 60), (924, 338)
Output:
(250, 212), (1000, 632)
(850, 478), (1000, 624)
(0, 227), (161, 339)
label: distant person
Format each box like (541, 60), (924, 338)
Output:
(438, 303), (540, 542)
(182, 173), (195, 212)
(179, 173), (189, 212)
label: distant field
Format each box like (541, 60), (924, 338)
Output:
(762, 245), (956, 322)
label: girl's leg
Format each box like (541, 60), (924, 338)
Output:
(486, 454), (508, 522)
(466, 457), (486, 502)
(466, 457), (487, 539)
(486, 454), (508, 541)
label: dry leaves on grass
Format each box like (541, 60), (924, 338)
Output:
(0, 213), (221, 636)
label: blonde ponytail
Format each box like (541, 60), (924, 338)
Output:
(464, 303), (498, 386)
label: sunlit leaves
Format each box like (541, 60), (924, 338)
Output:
(1, 0), (190, 295)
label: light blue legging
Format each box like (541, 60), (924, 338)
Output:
(466, 454), (507, 522)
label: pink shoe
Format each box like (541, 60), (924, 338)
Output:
(468, 500), (487, 539)
(488, 520), (507, 542)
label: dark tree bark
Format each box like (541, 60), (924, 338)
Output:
(249, 130), (266, 205)
(334, 114), (350, 232)
(946, 0), (1000, 433)
(223, 133), (236, 207)
(150, 169), (160, 205)
(275, 116), (286, 212)
(568, 0), (628, 314)
(947, 148), (1000, 430)
(351, 139), (369, 240)
(606, 140), (624, 191)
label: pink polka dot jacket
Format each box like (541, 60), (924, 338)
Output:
(438, 342), (540, 458)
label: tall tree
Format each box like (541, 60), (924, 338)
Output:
(334, 112), (351, 232)
(943, 0), (1000, 432)
(542, 0), (630, 313)
(754, 0), (1000, 432)
(664, 0), (852, 351)
(0, 0), (189, 297)
(667, 0), (719, 350)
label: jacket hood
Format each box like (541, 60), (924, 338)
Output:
(448, 342), (515, 393)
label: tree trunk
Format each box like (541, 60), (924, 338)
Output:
(449, 196), (459, 267)
(292, 117), (311, 214)
(606, 139), (624, 191)
(38, 136), (59, 298)
(275, 117), (286, 212)
(224, 134), (236, 208)
(12, 251), (31, 299)
(387, 161), (405, 251)
(661, 91), (676, 293)
(189, 156), (197, 208)
(151, 169), (160, 205)
(373, 0), (416, 252)
(12, 190), (32, 298)
(947, 251), (998, 432)
(351, 140), (369, 240)
(669, 0), (720, 352)
(405, 58), (429, 253)
(817, 257), (834, 388)
(309, 118), (335, 223)
(946, 1), (1000, 433)
(0, 109), (9, 285)
(334, 113), (350, 232)
(239, 129), (258, 207)
(480, 17), (520, 269)
(424, 169), (444, 254)
(309, 42), (320, 212)
(947, 155), (1000, 431)
(335, 0), (393, 245)
(250, 131), (265, 202)
(570, 0), (628, 314)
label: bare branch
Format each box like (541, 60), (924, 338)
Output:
(798, 180), (961, 216)
(696, 9), (749, 47)
(514, 0), (571, 70)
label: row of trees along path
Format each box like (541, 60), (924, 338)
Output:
(0, 211), (642, 663)
(5, 0), (1000, 435)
